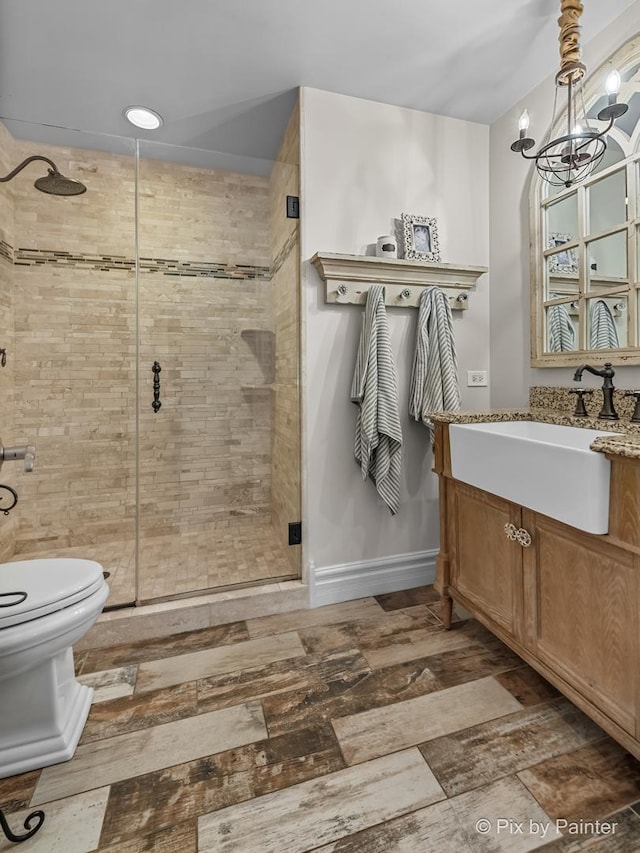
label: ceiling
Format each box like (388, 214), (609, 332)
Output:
(0, 0), (638, 172)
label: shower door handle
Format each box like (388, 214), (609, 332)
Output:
(152, 361), (162, 413)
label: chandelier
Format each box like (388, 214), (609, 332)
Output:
(511, 0), (628, 188)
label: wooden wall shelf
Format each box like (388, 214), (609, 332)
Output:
(311, 252), (487, 310)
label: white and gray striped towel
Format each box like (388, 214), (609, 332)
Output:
(547, 301), (576, 352)
(409, 286), (461, 440)
(589, 300), (619, 349)
(351, 284), (403, 515)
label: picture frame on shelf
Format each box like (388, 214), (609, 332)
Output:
(401, 213), (441, 262)
(547, 232), (578, 275)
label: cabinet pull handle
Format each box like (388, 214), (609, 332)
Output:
(504, 523), (532, 547)
(504, 523), (518, 541)
(516, 527), (532, 548)
(152, 361), (162, 413)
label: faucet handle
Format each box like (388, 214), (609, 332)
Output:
(624, 391), (640, 423)
(23, 446), (36, 473)
(569, 388), (593, 418)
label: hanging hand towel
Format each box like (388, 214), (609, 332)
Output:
(409, 286), (461, 440)
(548, 300), (576, 352)
(351, 284), (403, 515)
(589, 299), (619, 349)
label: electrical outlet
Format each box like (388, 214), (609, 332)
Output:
(467, 370), (488, 387)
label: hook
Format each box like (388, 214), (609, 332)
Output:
(0, 348), (5, 368)
(400, 289), (411, 299)
(336, 284), (347, 296)
(0, 484), (18, 515)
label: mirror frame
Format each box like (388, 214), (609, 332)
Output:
(530, 34), (640, 367)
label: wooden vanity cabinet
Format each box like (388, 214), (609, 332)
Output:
(449, 481), (524, 642)
(434, 421), (640, 759)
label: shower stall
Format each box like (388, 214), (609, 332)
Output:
(0, 107), (301, 607)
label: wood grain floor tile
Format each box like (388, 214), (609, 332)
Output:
(0, 788), (109, 853)
(197, 748), (445, 852)
(245, 598), (384, 639)
(541, 807), (640, 851)
(518, 739), (640, 823)
(333, 676), (523, 765)
(297, 606), (439, 656)
(419, 698), (605, 797)
(0, 769), (39, 812)
(313, 800), (471, 852)
(196, 648), (370, 713)
(79, 620), (250, 674)
(79, 682), (199, 745)
(449, 775), (560, 851)
(78, 665), (138, 702)
(363, 622), (481, 669)
(417, 627), (523, 689)
(495, 666), (561, 707)
(96, 819), (197, 853)
(32, 701), (266, 805)
(374, 586), (441, 611)
(136, 631), (305, 693)
(261, 656), (442, 737)
(99, 725), (345, 846)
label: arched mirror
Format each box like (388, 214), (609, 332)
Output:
(531, 37), (640, 366)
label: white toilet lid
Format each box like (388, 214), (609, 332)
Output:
(0, 558), (106, 628)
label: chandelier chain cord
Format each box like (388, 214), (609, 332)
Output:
(558, 0), (585, 83)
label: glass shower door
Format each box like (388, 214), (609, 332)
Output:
(135, 139), (301, 603)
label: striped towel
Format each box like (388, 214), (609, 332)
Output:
(351, 284), (403, 515)
(547, 302), (576, 352)
(589, 300), (619, 349)
(409, 286), (461, 440)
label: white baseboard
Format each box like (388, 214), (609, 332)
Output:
(310, 549), (437, 608)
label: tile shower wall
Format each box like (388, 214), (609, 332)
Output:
(10, 137), (137, 559)
(136, 156), (274, 545)
(0, 122), (15, 561)
(269, 101), (301, 576)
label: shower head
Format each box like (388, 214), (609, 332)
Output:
(34, 168), (86, 196)
(0, 155), (86, 196)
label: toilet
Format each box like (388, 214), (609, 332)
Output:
(0, 558), (109, 779)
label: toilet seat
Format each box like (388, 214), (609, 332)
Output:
(0, 559), (105, 629)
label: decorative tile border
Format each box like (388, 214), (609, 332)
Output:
(9, 246), (273, 281)
(272, 228), (298, 278)
(139, 257), (270, 280)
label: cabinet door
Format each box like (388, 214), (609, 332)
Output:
(523, 510), (638, 736)
(450, 481), (524, 639)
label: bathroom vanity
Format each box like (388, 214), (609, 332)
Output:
(433, 413), (640, 761)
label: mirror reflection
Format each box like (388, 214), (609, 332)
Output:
(532, 42), (640, 364)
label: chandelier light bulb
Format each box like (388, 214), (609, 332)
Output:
(605, 69), (621, 96)
(518, 109), (530, 132)
(572, 123), (583, 136)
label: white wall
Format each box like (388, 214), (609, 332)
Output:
(300, 87), (490, 576)
(490, 2), (640, 405)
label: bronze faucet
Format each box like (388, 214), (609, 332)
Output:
(572, 362), (618, 420)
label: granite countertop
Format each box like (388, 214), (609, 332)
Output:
(428, 407), (640, 459)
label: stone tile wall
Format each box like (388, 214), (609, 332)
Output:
(0, 122), (16, 561)
(1, 119), (301, 589)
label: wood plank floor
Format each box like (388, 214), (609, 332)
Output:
(3, 585), (640, 852)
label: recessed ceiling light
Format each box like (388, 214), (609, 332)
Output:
(123, 106), (163, 130)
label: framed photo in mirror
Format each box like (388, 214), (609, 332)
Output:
(548, 232), (578, 274)
(401, 213), (441, 262)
